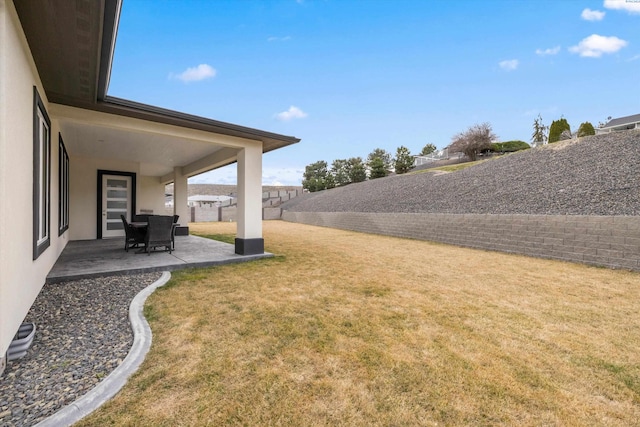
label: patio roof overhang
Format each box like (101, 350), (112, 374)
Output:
(14, 0), (300, 178)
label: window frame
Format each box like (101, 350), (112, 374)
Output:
(58, 133), (69, 235)
(33, 87), (51, 260)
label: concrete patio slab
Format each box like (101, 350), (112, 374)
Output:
(47, 235), (272, 283)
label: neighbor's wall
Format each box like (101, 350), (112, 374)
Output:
(0, 0), (68, 359)
(282, 212), (640, 271)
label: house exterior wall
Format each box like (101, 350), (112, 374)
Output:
(68, 156), (166, 240)
(138, 175), (166, 215)
(0, 0), (68, 360)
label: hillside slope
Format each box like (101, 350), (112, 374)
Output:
(282, 130), (640, 216)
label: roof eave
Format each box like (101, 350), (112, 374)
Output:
(97, 0), (122, 101)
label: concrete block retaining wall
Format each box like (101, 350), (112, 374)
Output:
(188, 206), (282, 222)
(263, 207), (283, 220)
(281, 211), (640, 271)
(191, 206), (219, 222)
(189, 206), (237, 222)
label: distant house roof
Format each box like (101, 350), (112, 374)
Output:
(598, 113), (640, 132)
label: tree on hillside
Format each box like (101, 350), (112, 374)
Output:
(367, 148), (392, 179)
(331, 159), (350, 187)
(394, 146), (414, 174)
(302, 160), (333, 192)
(450, 122), (497, 161)
(531, 114), (548, 147)
(420, 143), (437, 156)
(548, 117), (571, 143)
(577, 121), (596, 137)
(369, 157), (387, 179)
(347, 157), (367, 183)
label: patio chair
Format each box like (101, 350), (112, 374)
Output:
(133, 214), (154, 222)
(172, 214), (180, 250)
(121, 215), (145, 252)
(145, 215), (173, 255)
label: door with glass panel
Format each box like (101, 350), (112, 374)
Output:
(101, 175), (132, 238)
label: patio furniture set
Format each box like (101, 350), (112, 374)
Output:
(121, 214), (179, 255)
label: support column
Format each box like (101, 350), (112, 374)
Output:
(236, 144), (264, 255)
(173, 167), (189, 229)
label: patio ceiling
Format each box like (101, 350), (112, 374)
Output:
(58, 119), (232, 178)
(51, 101), (272, 180)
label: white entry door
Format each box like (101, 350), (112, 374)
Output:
(101, 174), (132, 238)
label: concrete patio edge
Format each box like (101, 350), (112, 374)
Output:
(34, 271), (172, 427)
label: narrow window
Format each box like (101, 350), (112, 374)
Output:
(58, 134), (69, 235)
(33, 87), (51, 259)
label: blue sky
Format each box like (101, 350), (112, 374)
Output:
(108, 0), (640, 186)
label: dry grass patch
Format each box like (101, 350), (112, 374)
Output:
(77, 221), (640, 426)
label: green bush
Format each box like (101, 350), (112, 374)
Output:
(577, 121), (596, 137)
(491, 140), (530, 153)
(548, 118), (571, 143)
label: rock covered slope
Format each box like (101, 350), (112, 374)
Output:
(282, 130), (640, 216)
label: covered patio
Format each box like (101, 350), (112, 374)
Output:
(47, 235), (272, 283)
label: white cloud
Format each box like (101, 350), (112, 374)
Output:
(499, 59), (519, 71)
(189, 164), (237, 185)
(569, 34), (628, 57)
(275, 106), (308, 121)
(170, 64), (217, 83)
(262, 167), (304, 186)
(581, 8), (606, 20)
(628, 54), (640, 61)
(268, 36), (292, 42)
(535, 46), (561, 56)
(189, 164), (303, 186)
(604, 0), (640, 14)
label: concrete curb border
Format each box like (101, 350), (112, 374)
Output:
(35, 271), (172, 427)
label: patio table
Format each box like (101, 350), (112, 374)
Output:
(130, 219), (178, 252)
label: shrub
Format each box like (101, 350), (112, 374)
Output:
(577, 121), (596, 137)
(548, 118), (571, 143)
(450, 123), (497, 161)
(491, 140), (530, 153)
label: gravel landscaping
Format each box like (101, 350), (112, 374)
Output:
(0, 273), (162, 427)
(282, 130), (640, 216)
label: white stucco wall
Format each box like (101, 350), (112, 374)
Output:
(68, 156), (166, 240)
(0, 0), (67, 358)
(138, 175), (166, 215)
(236, 144), (263, 239)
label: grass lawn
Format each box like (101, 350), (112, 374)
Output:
(77, 221), (640, 426)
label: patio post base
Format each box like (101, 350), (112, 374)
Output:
(235, 238), (264, 255)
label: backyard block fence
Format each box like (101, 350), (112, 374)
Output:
(281, 211), (640, 272)
(167, 190), (304, 222)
